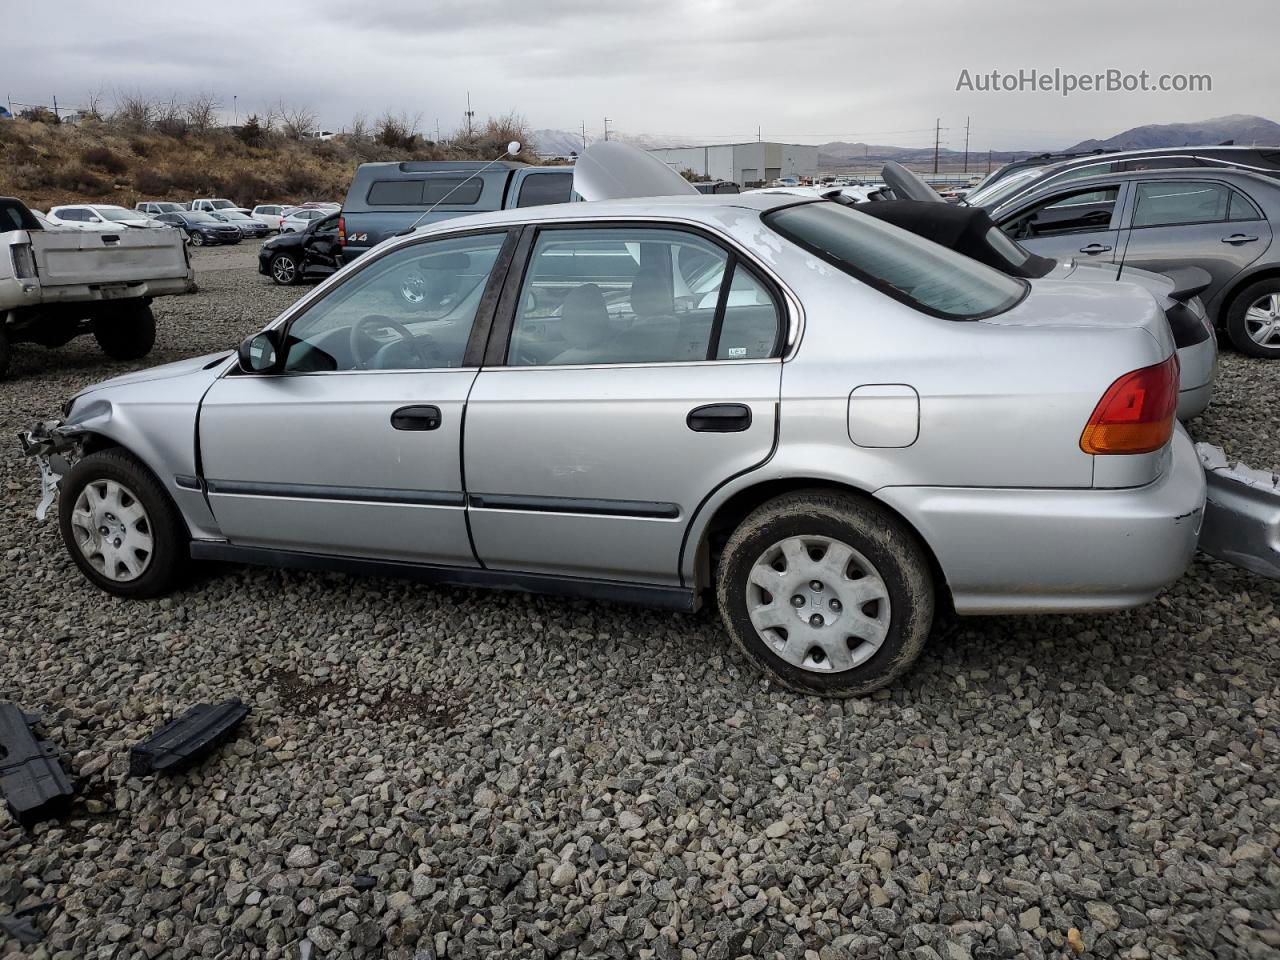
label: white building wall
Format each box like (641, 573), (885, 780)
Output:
(648, 142), (819, 186)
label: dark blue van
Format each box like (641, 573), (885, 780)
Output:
(339, 161), (574, 259)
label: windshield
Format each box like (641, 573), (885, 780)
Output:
(764, 202), (1026, 320)
(154, 202), (182, 212)
(965, 167), (1043, 208)
(209, 199), (235, 209)
(98, 207), (141, 221)
(215, 212), (250, 221)
(186, 212), (220, 223)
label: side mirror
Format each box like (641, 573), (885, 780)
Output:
(238, 329), (281, 373)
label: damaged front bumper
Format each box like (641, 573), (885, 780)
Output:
(1196, 443), (1280, 579)
(16, 420), (80, 521)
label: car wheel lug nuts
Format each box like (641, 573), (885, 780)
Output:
(810, 580), (823, 591)
(791, 595), (805, 607)
(830, 599), (842, 611)
(809, 614), (824, 627)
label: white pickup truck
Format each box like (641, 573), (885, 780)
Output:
(190, 198), (251, 215)
(0, 196), (194, 378)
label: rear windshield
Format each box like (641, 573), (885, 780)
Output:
(765, 202), (1027, 320)
(366, 177), (483, 206)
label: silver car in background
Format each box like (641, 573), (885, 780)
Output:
(18, 144), (1278, 696)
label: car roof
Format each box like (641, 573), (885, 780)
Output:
(409, 193), (804, 237)
(998, 165), (1280, 211)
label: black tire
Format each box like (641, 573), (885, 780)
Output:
(0, 326), (10, 380)
(58, 449), (189, 598)
(1225, 279), (1280, 358)
(93, 301), (156, 361)
(716, 489), (935, 697)
(188, 230), (205, 247)
(270, 252), (302, 285)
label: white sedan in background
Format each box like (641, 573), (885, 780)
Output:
(251, 205), (290, 232)
(279, 207), (331, 233)
(46, 205), (168, 231)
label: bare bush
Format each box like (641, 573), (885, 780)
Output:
(80, 146), (129, 176)
(278, 102), (317, 140)
(153, 95), (188, 137)
(375, 110), (421, 150)
(112, 90), (154, 131)
(185, 92), (221, 134)
(349, 112), (369, 142)
(453, 111), (533, 160)
(235, 115), (269, 148)
(81, 87), (107, 122)
(133, 168), (174, 195)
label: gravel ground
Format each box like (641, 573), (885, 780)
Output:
(1, 249), (1278, 960)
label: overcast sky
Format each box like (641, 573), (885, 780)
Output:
(7, 0), (1276, 151)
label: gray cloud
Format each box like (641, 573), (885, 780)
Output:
(4, 0), (1277, 151)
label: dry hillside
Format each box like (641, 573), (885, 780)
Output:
(0, 114), (538, 211)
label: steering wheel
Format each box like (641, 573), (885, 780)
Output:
(349, 315), (428, 370)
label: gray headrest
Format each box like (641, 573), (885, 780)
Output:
(630, 266), (674, 319)
(559, 284), (609, 347)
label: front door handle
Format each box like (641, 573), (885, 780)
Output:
(1221, 234), (1259, 245)
(1079, 243), (1112, 255)
(688, 403), (752, 433)
(390, 405), (441, 431)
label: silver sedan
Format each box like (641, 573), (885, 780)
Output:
(19, 152), (1278, 695)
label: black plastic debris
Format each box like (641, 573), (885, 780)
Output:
(0, 703), (74, 826)
(0, 901), (55, 945)
(352, 875), (377, 891)
(129, 699), (249, 777)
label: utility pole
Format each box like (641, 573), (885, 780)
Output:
(963, 116), (970, 173)
(932, 117), (941, 174)
(987, 149), (992, 174)
(436, 118), (441, 142)
(581, 122), (588, 150)
(233, 95), (238, 125)
(603, 117), (611, 141)
(465, 92), (475, 138)
(757, 125), (762, 142)
(52, 94), (58, 120)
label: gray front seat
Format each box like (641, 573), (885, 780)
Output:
(552, 283), (612, 364)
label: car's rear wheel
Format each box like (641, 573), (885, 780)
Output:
(1226, 281), (1280, 358)
(270, 252), (302, 285)
(717, 489), (935, 696)
(93, 301), (156, 360)
(58, 450), (188, 598)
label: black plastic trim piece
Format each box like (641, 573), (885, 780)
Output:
(189, 542), (697, 611)
(0, 703), (74, 826)
(174, 474), (201, 490)
(482, 226), (536, 367)
(462, 229), (521, 368)
(1164, 303), (1212, 348)
(468, 493), (680, 519)
(687, 403), (752, 433)
(129, 700), (249, 777)
(205, 480), (465, 507)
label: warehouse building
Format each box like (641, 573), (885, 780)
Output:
(647, 142), (819, 187)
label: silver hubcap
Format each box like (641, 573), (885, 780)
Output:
(70, 479), (153, 582)
(1244, 294), (1280, 346)
(273, 256), (296, 282)
(747, 535), (890, 673)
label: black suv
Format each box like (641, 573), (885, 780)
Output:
(258, 213), (342, 285)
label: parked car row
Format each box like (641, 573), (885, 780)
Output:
(18, 142), (1280, 699)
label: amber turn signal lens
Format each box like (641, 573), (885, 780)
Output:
(1080, 355), (1179, 455)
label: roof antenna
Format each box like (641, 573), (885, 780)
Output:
(396, 141), (522, 236)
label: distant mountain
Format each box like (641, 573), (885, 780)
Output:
(1067, 114), (1280, 152)
(531, 128), (707, 156)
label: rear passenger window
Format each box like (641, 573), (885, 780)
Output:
(1133, 181), (1230, 227)
(507, 227), (781, 366)
(1229, 190), (1262, 221)
(517, 173), (573, 207)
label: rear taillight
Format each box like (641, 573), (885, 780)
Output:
(338, 216), (346, 245)
(11, 242), (36, 279)
(1080, 355), (1179, 455)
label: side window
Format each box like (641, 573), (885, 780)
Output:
(1229, 189), (1262, 222)
(1038, 162), (1117, 190)
(1132, 181), (1230, 228)
(282, 232), (508, 373)
(422, 177), (483, 205)
(1004, 186), (1120, 238)
(367, 180), (424, 205)
(517, 173), (573, 208)
(507, 227), (780, 366)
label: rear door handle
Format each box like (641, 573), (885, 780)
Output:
(390, 405), (441, 431)
(1078, 243), (1112, 255)
(687, 403), (752, 433)
(1221, 234), (1259, 245)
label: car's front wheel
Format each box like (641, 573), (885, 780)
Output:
(1226, 280), (1280, 358)
(270, 252), (302, 285)
(717, 489), (935, 697)
(188, 230), (205, 247)
(58, 450), (188, 598)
